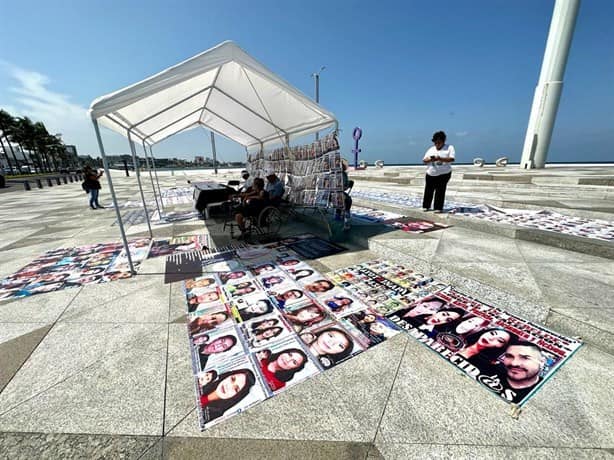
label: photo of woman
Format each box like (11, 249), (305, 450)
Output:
(416, 307), (466, 336)
(249, 318), (280, 333)
(219, 270), (249, 284)
(226, 281), (257, 298)
(260, 275), (286, 289)
(287, 268), (315, 282)
(199, 369), (257, 423)
(189, 310), (230, 336)
(235, 297), (274, 321)
(321, 293), (355, 315)
(246, 325), (287, 349)
(456, 328), (516, 368)
(272, 288), (305, 308)
(196, 334), (240, 370)
(250, 263), (276, 276)
(283, 304), (328, 332)
(301, 326), (356, 369)
(256, 348), (309, 391)
(185, 277), (216, 290)
(388, 298), (447, 325)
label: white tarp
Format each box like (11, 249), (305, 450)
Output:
(89, 41), (337, 148)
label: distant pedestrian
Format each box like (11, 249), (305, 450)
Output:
(422, 131), (455, 213)
(82, 165), (104, 209)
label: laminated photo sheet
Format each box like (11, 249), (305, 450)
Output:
(329, 260), (583, 406)
(246, 134), (345, 210)
(161, 186), (194, 206)
(327, 260), (447, 313)
(149, 234), (212, 258)
(351, 205), (450, 233)
(351, 189), (472, 212)
(458, 205), (614, 242)
(0, 238), (152, 301)
(353, 188), (614, 242)
(112, 209), (158, 226)
(182, 244), (401, 430)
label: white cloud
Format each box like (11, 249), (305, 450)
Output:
(0, 61), (98, 153)
(455, 131), (469, 137)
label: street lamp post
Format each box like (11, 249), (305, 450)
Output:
(312, 66), (326, 140)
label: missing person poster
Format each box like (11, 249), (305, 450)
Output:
(386, 287), (583, 406)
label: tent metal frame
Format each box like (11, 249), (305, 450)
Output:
(90, 49), (337, 274)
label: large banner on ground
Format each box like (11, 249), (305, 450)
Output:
(353, 188), (614, 242)
(329, 260), (583, 406)
(182, 243), (410, 430)
(454, 205), (614, 242)
(0, 239), (151, 301)
(351, 205), (449, 234)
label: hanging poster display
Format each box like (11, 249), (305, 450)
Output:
(246, 132), (345, 210)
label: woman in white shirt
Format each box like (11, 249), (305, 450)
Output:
(422, 131), (455, 213)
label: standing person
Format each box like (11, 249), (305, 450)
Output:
(422, 131), (455, 213)
(83, 165), (104, 210)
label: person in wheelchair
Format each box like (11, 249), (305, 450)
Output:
(264, 170), (285, 205)
(234, 177), (268, 239)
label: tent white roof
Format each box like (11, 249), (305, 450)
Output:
(89, 41), (337, 149)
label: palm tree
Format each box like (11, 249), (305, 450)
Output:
(0, 109), (19, 173)
(13, 117), (44, 172)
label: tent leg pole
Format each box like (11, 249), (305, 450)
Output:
(142, 142), (162, 217)
(149, 145), (164, 209)
(210, 131), (218, 175)
(128, 135), (153, 238)
(92, 119), (135, 274)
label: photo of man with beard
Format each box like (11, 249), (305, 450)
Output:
(499, 339), (546, 404)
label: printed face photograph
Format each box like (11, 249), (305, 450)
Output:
(502, 345), (544, 382)
(425, 310), (462, 326)
(202, 335), (237, 355)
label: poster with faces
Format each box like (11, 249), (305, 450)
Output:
(281, 301), (332, 334)
(340, 309), (400, 348)
(299, 322), (365, 370)
(252, 336), (321, 394)
(188, 304), (233, 339)
(192, 326), (245, 371)
(230, 293), (277, 323)
(239, 312), (294, 352)
(196, 354), (267, 429)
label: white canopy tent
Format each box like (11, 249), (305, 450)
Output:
(89, 40), (338, 272)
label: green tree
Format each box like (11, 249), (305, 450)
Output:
(0, 109), (19, 173)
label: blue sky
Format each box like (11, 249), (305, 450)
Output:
(1, 0), (612, 164)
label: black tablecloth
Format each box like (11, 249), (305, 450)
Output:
(192, 181), (234, 213)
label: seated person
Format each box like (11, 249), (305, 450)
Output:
(235, 178), (267, 238)
(238, 170), (253, 194)
(264, 170), (285, 205)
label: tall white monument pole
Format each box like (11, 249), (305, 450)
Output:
(520, 0), (580, 169)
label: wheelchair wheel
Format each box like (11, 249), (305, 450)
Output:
(258, 206), (282, 235)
